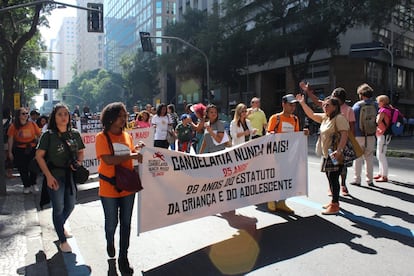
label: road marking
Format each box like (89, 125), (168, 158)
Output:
(288, 197), (414, 238)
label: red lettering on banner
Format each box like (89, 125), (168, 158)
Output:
(134, 131), (149, 139)
(83, 135), (96, 144)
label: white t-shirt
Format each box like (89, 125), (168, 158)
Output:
(151, 115), (171, 140)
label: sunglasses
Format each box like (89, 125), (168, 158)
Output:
(21, 112), (29, 115)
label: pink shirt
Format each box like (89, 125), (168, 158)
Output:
(135, 120), (151, 128)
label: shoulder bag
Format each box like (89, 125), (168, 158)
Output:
(333, 117), (363, 167)
(99, 132), (143, 193)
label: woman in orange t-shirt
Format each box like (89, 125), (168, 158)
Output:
(95, 102), (143, 274)
(8, 108), (41, 194)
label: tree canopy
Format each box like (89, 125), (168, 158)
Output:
(0, 0), (51, 109)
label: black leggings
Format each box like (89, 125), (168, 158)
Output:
(326, 167), (342, 203)
(13, 147), (37, 188)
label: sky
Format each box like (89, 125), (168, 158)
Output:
(39, 0), (77, 45)
(35, 1), (77, 109)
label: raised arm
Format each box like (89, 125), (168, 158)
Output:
(296, 94), (323, 124)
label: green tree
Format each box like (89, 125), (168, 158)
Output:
(62, 69), (126, 113)
(0, 0), (50, 109)
(120, 50), (159, 107)
(222, 0), (401, 86)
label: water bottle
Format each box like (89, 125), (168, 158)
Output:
(328, 148), (339, 165)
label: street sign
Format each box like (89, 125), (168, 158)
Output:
(349, 41), (385, 58)
(14, 92), (20, 109)
(38, 80), (59, 89)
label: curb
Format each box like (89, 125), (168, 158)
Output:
(24, 192), (49, 276)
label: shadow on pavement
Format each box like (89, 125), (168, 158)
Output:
(340, 209), (414, 246)
(142, 215), (374, 276)
(341, 194), (414, 225)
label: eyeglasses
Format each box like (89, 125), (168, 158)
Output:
(21, 112), (28, 115)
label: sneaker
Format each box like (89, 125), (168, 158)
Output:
(32, 185), (39, 192)
(322, 202), (340, 215)
(267, 201), (277, 212)
(275, 200), (294, 214)
(373, 174), (382, 180)
(368, 182), (375, 187)
(375, 177), (388, 182)
(341, 185), (349, 196)
(118, 257), (133, 274)
(23, 187), (31, 194)
(349, 182), (361, 186)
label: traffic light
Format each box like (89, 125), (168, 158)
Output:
(87, 3), (104, 33)
(139, 32), (153, 52)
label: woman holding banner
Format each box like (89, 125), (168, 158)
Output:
(95, 102), (143, 274)
(296, 94), (348, 215)
(199, 104), (226, 154)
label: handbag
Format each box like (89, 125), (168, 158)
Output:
(333, 118), (363, 166)
(74, 165), (90, 184)
(99, 132), (143, 193)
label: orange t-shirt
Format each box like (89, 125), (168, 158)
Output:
(267, 113), (299, 133)
(95, 131), (135, 198)
(8, 121), (41, 148)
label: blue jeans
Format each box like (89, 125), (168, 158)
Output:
(48, 175), (76, 243)
(100, 194), (135, 258)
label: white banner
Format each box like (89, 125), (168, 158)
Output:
(80, 127), (154, 174)
(138, 132), (308, 233)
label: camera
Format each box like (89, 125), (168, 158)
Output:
(64, 138), (79, 169)
(71, 158), (81, 170)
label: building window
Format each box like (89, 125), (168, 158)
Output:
(156, 16), (162, 28)
(156, 1), (162, 14)
(367, 61), (383, 86)
(397, 68), (407, 88)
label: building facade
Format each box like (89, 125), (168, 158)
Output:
(76, 0), (105, 74)
(55, 17), (77, 88)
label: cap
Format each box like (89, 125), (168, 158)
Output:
(30, 110), (40, 116)
(282, 94), (298, 103)
(190, 103), (206, 115)
(180, 114), (191, 121)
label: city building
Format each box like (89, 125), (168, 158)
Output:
(104, 0), (177, 105)
(175, 1), (414, 118)
(76, 0), (105, 74)
(55, 17), (77, 88)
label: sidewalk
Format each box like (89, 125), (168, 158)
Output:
(0, 176), (46, 276)
(0, 134), (413, 276)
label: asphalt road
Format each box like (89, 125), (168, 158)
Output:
(36, 153), (414, 276)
